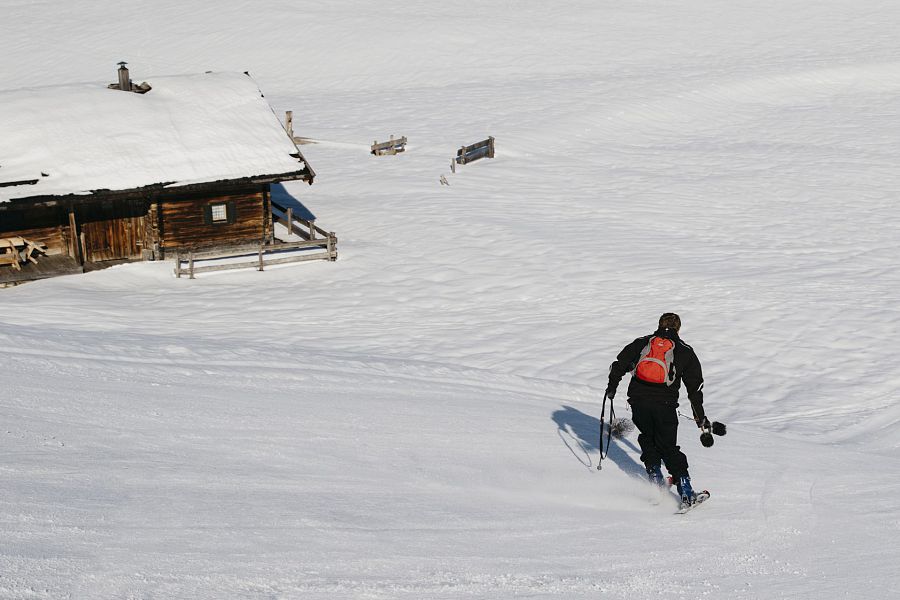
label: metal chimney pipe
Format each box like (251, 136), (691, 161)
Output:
(117, 61), (131, 92)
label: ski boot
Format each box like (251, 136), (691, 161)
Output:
(646, 464), (667, 505)
(646, 464), (665, 488)
(676, 474), (697, 509)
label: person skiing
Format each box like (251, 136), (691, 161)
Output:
(605, 312), (709, 508)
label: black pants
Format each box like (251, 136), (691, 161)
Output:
(629, 397), (689, 479)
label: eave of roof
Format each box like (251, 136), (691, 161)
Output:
(0, 168), (313, 209)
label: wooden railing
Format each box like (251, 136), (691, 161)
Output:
(174, 236), (336, 279)
(371, 135), (408, 156)
(270, 199), (329, 241)
(173, 199), (337, 279)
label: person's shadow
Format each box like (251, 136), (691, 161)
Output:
(551, 405), (645, 479)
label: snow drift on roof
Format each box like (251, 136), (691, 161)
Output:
(0, 71), (309, 202)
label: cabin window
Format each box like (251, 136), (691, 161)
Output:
(210, 203), (228, 222)
(202, 200), (237, 225)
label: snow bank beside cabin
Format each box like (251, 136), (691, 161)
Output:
(0, 72), (306, 202)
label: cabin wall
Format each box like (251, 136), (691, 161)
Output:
(76, 198), (149, 262)
(158, 188), (267, 252)
(2, 184), (272, 268)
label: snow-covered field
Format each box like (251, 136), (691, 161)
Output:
(3, 1), (900, 597)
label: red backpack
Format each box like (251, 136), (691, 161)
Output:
(634, 336), (676, 385)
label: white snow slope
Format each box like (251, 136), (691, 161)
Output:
(3, 1), (900, 598)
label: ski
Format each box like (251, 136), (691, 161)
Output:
(675, 490), (710, 514)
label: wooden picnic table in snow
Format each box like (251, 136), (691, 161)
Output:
(0, 237), (48, 270)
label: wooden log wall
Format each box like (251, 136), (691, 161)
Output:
(2, 184), (276, 267)
(158, 188), (267, 251)
(76, 198), (149, 262)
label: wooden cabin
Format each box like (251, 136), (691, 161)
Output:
(0, 66), (330, 285)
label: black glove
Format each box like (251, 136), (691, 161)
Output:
(697, 416), (711, 430)
(605, 386), (616, 400)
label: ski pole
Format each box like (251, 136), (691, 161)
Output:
(597, 393), (615, 471)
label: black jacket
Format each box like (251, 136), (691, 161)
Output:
(608, 327), (705, 422)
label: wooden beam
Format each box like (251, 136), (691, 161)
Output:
(67, 205), (83, 264)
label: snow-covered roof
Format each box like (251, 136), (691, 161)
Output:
(0, 71), (312, 203)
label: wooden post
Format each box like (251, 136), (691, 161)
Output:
(309, 219), (316, 240)
(327, 232), (336, 260)
(488, 136), (495, 158)
(258, 245), (264, 271)
(68, 205), (83, 264)
(451, 158), (455, 174)
(79, 232), (87, 265)
(175, 250), (181, 278)
(188, 251), (195, 279)
(286, 111), (294, 139)
(286, 207), (293, 237)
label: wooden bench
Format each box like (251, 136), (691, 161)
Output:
(22, 238), (48, 264)
(0, 238), (22, 270)
(0, 237), (48, 270)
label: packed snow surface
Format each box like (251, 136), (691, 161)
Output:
(0, 72), (307, 202)
(2, 1), (900, 598)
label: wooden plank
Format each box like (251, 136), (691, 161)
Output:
(262, 252), (333, 267)
(184, 238), (328, 257)
(273, 239), (329, 250)
(190, 260), (261, 274)
(67, 206), (81, 263)
(0, 179), (38, 188)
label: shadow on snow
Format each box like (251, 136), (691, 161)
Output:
(551, 405), (645, 480)
(270, 182), (317, 221)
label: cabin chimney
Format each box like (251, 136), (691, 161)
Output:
(117, 61), (132, 92)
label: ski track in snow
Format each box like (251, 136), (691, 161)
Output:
(3, 0), (900, 598)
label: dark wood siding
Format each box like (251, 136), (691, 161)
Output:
(0, 206), (68, 255)
(77, 198), (148, 262)
(159, 190), (266, 250)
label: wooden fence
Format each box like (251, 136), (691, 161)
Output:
(174, 200), (337, 278)
(455, 136), (495, 166)
(270, 199), (324, 241)
(371, 136), (408, 156)
(174, 237), (336, 279)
